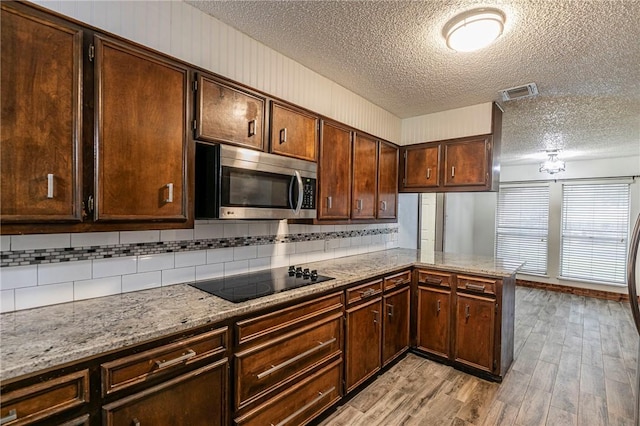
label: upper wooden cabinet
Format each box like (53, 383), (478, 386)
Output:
(351, 134), (378, 220)
(318, 121), (352, 220)
(93, 36), (190, 222)
(195, 74), (265, 150)
(402, 144), (440, 189)
(377, 141), (398, 220)
(399, 103), (502, 193)
(0, 4), (83, 223)
(443, 136), (491, 188)
(270, 102), (319, 162)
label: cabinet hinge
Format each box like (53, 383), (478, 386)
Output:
(88, 44), (95, 62)
(493, 359), (498, 370)
(192, 80), (198, 91)
(495, 303), (499, 313)
(404, 151), (407, 159)
(192, 120), (197, 131)
(402, 177), (406, 184)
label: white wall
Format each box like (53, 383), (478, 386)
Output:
(398, 194), (419, 249)
(33, 0), (401, 143)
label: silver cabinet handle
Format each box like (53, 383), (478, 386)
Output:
(327, 196), (332, 209)
(132, 419), (140, 426)
(465, 283), (486, 293)
(380, 200), (387, 211)
(359, 288), (376, 298)
(426, 168), (431, 179)
(279, 128), (287, 144)
(373, 310), (379, 325)
(0, 409), (17, 425)
(165, 183), (174, 203)
(270, 386), (335, 426)
(437, 299), (441, 314)
(465, 305), (470, 320)
(387, 303), (394, 318)
(425, 277), (442, 285)
(154, 349), (196, 369)
(257, 338), (336, 380)
(248, 119), (256, 137)
(451, 166), (456, 178)
(47, 173), (54, 198)
(356, 199), (363, 211)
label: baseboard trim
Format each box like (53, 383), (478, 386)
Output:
(516, 279), (634, 302)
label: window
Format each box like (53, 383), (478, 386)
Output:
(561, 183), (630, 285)
(496, 185), (549, 275)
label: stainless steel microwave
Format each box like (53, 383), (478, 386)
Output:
(195, 143), (317, 220)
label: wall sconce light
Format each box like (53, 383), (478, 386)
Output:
(443, 8), (506, 52)
(539, 150), (565, 175)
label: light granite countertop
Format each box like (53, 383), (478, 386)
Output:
(0, 249), (521, 381)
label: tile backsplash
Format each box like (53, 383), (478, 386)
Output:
(0, 221), (398, 313)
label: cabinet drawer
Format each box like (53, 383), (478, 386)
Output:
(234, 358), (342, 426)
(383, 270), (411, 292)
(417, 270), (453, 288)
(235, 314), (342, 411)
(236, 292), (343, 346)
(102, 360), (228, 426)
(101, 327), (227, 396)
(457, 275), (497, 295)
(0, 370), (89, 425)
(346, 280), (382, 306)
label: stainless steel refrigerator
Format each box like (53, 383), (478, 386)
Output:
(628, 213), (640, 425)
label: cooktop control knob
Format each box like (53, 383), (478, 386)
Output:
(295, 267), (303, 277)
(303, 268), (311, 279)
(288, 265), (296, 276)
(310, 270), (318, 281)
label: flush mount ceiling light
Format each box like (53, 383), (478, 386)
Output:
(539, 150), (566, 175)
(443, 8), (506, 52)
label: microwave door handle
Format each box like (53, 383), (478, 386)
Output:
(293, 170), (303, 215)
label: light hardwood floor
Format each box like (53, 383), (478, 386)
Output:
(318, 287), (639, 426)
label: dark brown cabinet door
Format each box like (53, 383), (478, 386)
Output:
(196, 75), (265, 150)
(0, 5), (82, 223)
(402, 145), (440, 189)
(455, 293), (495, 372)
(443, 137), (490, 187)
(94, 36), (189, 222)
(417, 286), (451, 358)
(345, 298), (382, 392)
(103, 360), (228, 426)
(382, 286), (410, 366)
(270, 103), (318, 162)
(377, 141), (398, 220)
(318, 121), (352, 220)
(351, 135), (378, 220)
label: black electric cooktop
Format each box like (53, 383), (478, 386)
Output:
(189, 266), (334, 303)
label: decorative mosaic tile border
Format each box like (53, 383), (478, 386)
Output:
(0, 228), (397, 267)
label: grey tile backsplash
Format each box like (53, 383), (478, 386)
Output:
(0, 221), (398, 313)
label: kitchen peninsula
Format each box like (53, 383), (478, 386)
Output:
(0, 249), (520, 426)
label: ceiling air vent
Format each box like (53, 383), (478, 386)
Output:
(499, 83), (538, 101)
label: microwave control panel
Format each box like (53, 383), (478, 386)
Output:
(302, 178), (316, 210)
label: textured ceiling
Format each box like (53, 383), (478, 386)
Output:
(186, 0), (640, 165)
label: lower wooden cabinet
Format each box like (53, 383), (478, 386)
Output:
(102, 360), (228, 426)
(345, 295), (383, 392)
(234, 358), (342, 426)
(455, 293), (495, 373)
(0, 369), (90, 425)
(417, 285), (451, 358)
(382, 277), (411, 366)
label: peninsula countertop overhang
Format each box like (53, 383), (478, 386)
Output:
(0, 248), (522, 381)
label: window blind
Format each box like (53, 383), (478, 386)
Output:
(496, 185), (549, 275)
(560, 183), (630, 285)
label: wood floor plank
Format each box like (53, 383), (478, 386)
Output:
(481, 400), (519, 426)
(603, 354), (631, 385)
(317, 405), (364, 426)
(514, 384), (552, 426)
(530, 360), (558, 393)
(495, 370), (531, 407)
(550, 373), (579, 414)
(582, 342), (604, 368)
(605, 378), (636, 420)
(455, 380), (499, 424)
(546, 406), (578, 426)
(539, 341), (563, 364)
(578, 393), (608, 426)
(580, 364), (607, 396)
